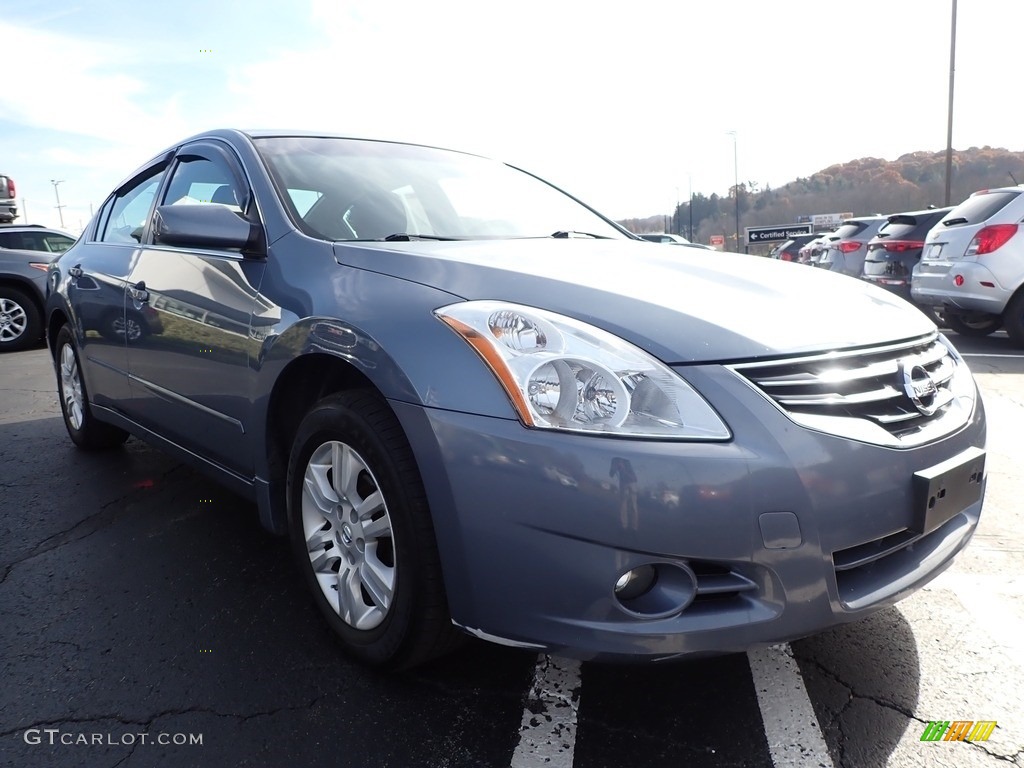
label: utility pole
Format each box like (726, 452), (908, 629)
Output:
(727, 132), (740, 252)
(944, 0), (957, 206)
(51, 180), (66, 228)
(688, 175), (694, 241)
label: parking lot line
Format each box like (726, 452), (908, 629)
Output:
(748, 644), (835, 768)
(961, 353), (1024, 359)
(510, 654), (582, 768)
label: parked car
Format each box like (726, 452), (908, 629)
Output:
(639, 233), (693, 245)
(0, 174), (17, 224)
(800, 232), (837, 264)
(913, 186), (1024, 345)
(0, 245), (53, 351)
(770, 233), (819, 262)
(861, 207), (953, 323)
(46, 129), (986, 670)
(0, 224), (77, 253)
(817, 216), (888, 276)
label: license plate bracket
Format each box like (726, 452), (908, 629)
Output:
(912, 447), (985, 534)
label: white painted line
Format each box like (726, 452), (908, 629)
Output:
(510, 654), (582, 768)
(748, 644), (835, 768)
(961, 353), (1024, 359)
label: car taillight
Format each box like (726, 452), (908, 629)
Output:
(4, 177), (14, 198)
(781, 253), (792, 261)
(838, 241), (862, 253)
(881, 240), (924, 253)
(966, 224), (1018, 256)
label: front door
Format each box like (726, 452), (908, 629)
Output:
(123, 141), (266, 477)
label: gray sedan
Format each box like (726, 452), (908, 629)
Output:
(45, 129), (987, 669)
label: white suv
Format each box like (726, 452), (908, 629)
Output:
(913, 185), (1024, 346)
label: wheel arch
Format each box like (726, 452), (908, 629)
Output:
(262, 351), (390, 534)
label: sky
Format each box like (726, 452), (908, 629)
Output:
(2, 0), (1023, 233)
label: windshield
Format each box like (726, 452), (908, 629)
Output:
(254, 136), (626, 242)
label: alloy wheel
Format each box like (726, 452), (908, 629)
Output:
(301, 440), (396, 631)
(59, 343), (85, 430)
(0, 297), (27, 342)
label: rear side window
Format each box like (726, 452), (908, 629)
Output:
(942, 191), (1019, 227)
(877, 211), (947, 240)
(832, 222), (866, 239)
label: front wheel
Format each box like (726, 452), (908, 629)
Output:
(286, 390), (460, 669)
(944, 312), (1002, 338)
(54, 325), (130, 449)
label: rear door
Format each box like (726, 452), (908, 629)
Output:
(123, 140), (266, 477)
(65, 163), (169, 406)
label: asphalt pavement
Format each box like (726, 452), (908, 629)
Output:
(1, 332), (1022, 768)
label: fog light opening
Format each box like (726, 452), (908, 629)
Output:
(613, 562), (698, 618)
(614, 565), (657, 601)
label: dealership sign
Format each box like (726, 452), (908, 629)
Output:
(745, 223), (814, 244)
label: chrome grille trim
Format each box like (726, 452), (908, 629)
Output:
(728, 333), (973, 447)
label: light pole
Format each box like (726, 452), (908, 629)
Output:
(944, 0), (957, 205)
(688, 174), (694, 242)
(51, 179), (66, 228)
(726, 132), (740, 251)
(674, 187), (680, 235)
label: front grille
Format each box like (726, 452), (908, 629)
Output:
(832, 511), (973, 610)
(731, 334), (958, 440)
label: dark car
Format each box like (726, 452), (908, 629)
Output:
(816, 216), (888, 275)
(0, 245), (53, 351)
(861, 207), (953, 322)
(0, 224), (77, 253)
(770, 233), (819, 262)
(45, 129), (986, 670)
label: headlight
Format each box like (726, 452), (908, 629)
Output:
(435, 301), (730, 440)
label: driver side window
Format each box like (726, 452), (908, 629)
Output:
(162, 156), (244, 211)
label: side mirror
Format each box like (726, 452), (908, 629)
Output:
(152, 204), (263, 254)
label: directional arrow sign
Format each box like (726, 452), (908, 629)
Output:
(745, 223), (814, 244)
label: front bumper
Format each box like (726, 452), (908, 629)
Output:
(391, 363), (986, 662)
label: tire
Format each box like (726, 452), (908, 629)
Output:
(0, 286), (42, 352)
(1004, 291), (1024, 348)
(944, 312), (1002, 338)
(916, 304), (947, 328)
(54, 325), (130, 450)
(286, 390), (460, 669)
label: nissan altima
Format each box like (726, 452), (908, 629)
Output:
(45, 130), (986, 669)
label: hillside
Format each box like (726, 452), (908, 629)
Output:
(621, 147), (1024, 250)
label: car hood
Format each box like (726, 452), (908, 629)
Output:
(333, 239), (934, 363)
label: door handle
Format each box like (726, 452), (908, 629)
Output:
(128, 281), (149, 303)
(68, 264), (83, 278)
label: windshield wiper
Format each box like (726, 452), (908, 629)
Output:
(550, 230), (611, 239)
(943, 217), (969, 226)
(381, 233), (459, 241)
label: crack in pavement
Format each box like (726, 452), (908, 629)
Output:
(0, 464), (187, 586)
(795, 653), (918, 722)
(1, 696), (326, 741)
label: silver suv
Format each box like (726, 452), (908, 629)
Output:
(912, 186), (1024, 345)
